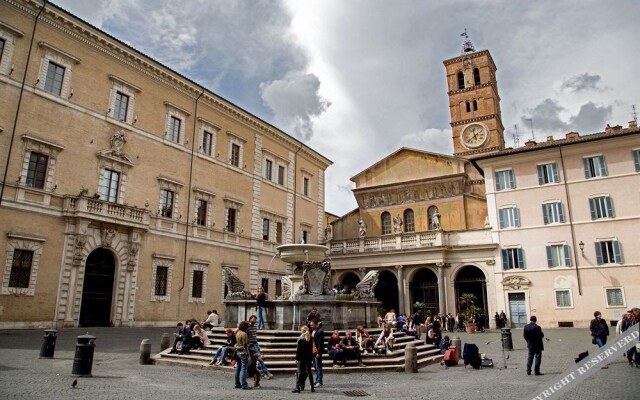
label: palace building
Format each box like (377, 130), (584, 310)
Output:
(0, 0), (330, 328)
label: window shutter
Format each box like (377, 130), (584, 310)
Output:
(495, 172), (503, 191)
(537, 165), (544, 185)
(498, 209), (505, 228)
(501, 249), (508, 270)
(558, 203), (565, 223)
(583, 158), (591, 178)
(514, 208), (521, 227)
(563, 244), (571, 267)
(542, 204), (549, 225)
(595, 242), (603, 265)
(598, 156), (608, 176)
(552, 163), (559, 182)
(634, 150), (640, 172)
(612, 241), (622, 263)
(508, 170), (516, 189)
(589, 198), (597, 220)
(605, 196), (614, 218)
(546, 246), (553, 267)
(517, 248), (525, 269)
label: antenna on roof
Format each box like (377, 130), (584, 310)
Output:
(460, 28), (475, 53)
(512, 124), (520, 147)
(524, 118), (535, 141)
(632, 104), (638, 125)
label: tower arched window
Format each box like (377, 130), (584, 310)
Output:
(466, 101), (471, 113)
(403, 209), (415, 232)
(473, 100), (478, 111)
(473, 68), (481, 85)
(428, 206), (441, 230)
(381, 212), (392, 235)
(457, 72), (465, 90)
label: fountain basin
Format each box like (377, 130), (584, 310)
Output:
(276, 244), (328, 264)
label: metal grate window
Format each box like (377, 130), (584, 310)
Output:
(555, 289), (572, 308)
(155, 266), (168, 296)
(605, 288), (624, 306)
(9, 250), (33, 288)
(192, 270), (203, 298)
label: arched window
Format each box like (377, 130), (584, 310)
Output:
(473, 100), (478, 111)
(473, 68), (481, 85)
(381, 212), (392, 235)
(428, 206), (441, 230)
(466, 101), (471, 113)
(404, 209), (415, 232)
(457, 72), (465, 90)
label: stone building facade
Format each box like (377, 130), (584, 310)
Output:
(0, 0), (330, 328)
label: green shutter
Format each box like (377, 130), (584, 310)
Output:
(552, 163), (559, 182)
(598, 156), (608, 176)
(583, 158), (591, 178)
(612, 241), (622, 263)
(605, 196), (614, 218)
(517, 248), (525, 269)
(495, 172), (503, 191)
(542, 204), (549, 224)
(546, 246), (554, 267)
(501, 249), (508, 270)
(558, 203), (565, 223)
(537, 165), (545, 185)
(595, 242), (603, 265)
(589, 198), (597, 220)
(563, 244), (571, 267)
(634, 150), (640, 172)
(514, 208), (521, 227)
(508, 170), (516, 189)
(498, 209), (505, 228)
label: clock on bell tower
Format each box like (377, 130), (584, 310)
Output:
(443, 42), (505, 157)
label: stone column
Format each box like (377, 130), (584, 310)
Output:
(396, 265), (405, 315)
(436, 263), (446, 315)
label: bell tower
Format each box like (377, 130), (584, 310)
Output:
(444, 38), (505, 157)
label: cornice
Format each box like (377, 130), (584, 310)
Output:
(450, 114), (499, 127)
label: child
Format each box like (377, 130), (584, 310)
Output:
(248, 352), (263, 388)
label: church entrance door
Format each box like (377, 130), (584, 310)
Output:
(79, 248), (116, 327)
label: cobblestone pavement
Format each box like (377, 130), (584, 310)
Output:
(0, 327), (638, 399)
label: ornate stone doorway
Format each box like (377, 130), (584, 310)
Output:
(454, 265), (488, 326)
(409, 268), (439, 315)
(375, 270), (398, 314)
(79, 248), (116, 327)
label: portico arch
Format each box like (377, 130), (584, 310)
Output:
(409, 268), (439, 315)
(340, 271), (361, 291)
(454, 265), (488, 327)
(375, 269), (398, 314)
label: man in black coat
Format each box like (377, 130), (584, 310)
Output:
(310, 321), (325, 387)
(523, 315), (544, 375)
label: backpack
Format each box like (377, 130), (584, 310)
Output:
(463, 343), (481, 369)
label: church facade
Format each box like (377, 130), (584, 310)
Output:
(0, 0), (330, 328)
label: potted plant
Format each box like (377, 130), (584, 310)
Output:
(459, 293), (481, 333)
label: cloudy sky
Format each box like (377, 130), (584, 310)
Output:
(53, 0), (640, 216)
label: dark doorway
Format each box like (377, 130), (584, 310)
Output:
(454, 265), (488, 327)
(80, 248), (116, 327)
(409, 268), (439, 316)
(340, 272), (360, 292)
(374, 270), (398, 314)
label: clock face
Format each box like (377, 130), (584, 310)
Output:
(461, 124), (489, 149)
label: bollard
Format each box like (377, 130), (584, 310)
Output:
(501, 328), (513, 350)
(404, 343), (418, 373)
(139, 339), (151, 364)
(160, 333), (170, 351)
(72, 334), (96, 377)
(39, 329), (58, 359)
(452, 336), (462, 359)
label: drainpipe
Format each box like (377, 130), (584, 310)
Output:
(292, 145), (303, 243)
(559, 145), (582, 295)
(0, 0), (47, 207)
(177, 89), (205, 318)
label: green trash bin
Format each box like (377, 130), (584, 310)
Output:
(72, 334), (96, 376)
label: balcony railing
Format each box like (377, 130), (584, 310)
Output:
(63, 195), (151, 229)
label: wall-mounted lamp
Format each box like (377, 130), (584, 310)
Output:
(579, 241), (585, 256)
(10, 64), (15, 75)
(107, 108), (111, 115)
(133, 116), (138, 124)
(35, 78), (39, 86)
(69, 88), (73, 98)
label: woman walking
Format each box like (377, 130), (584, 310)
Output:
(292, 325), (315, 393)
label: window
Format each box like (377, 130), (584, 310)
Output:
(155, 266), (168, 296)
(275, 279), (282, 297)
(113, 92), (129, 122)
(542, 202), (565, 224)
(457, 71), (465, 90)
(261, 278), (269, 293)
(262, 218), (270, 241)
(44, 61), (65, 95)
(495, 169), (516, 191)
(583, 155), (607, 178)
(473, 68), (481, 85)
(227, 208), (237, 233)
(25, 152), (48, 189)
(404, 209), (415, 232)
(501, 248), (525, 270)
(9, 249), (33, 288)
(605, 288), (624, 307)
(381, 212), (391, 235)
(465, 101), (471, 112)
(278, 165), (286, 185)
(276, 222), (283, 244)
(202, 130), (213, 156)
(633, 150), (640, 172)
(265, 159), (273, 181)
(191, 270), (204, 298)
(554, 289), (573, 308)
(595, 240), (622, 265)
(302, 230), (309, 244)
(589, 196), (614, 219)
(303, 177), (310, 196)
(230, 143), (240, 167)
(160, 189), (174, 218)
(546, 244), (571, 267)
(167, 116), (181, 143)
(537, 163), (559, 184)
(0, 38), (5, 64)
(100, 169), (120, 202)
(195, 199), (207, 226)
(498, 207), (520, 229)
(472, 100), (478, 111)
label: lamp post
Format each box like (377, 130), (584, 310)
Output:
(579, 241), (585, 256)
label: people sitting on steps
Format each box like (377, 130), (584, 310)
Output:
(355, 325), (375, 354)
(340, 331), (366, 367)
(170, 321), (192, 354)
(375, 323), (395, 353)
(210, 328), (236, 365)
(327, 330), (345, 368)
(384, 309), (397, 328)
(202, 309), (220, 330)
(306, 307), (322, 328)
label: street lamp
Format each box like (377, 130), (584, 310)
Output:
(579, 241), (585, 256)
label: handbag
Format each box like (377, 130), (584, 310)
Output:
(312, 341), (318, 357)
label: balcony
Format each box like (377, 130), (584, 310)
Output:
(62, 195), (151, 230)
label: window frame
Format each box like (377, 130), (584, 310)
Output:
(226, 207), (237, 233)
(44, 61), (65, 96)
(403, 209), (415, 232)
(2, 233), (45, 296)
(633, 149), (640, 172)
(25, 152), (48, 189)
(554, 289), (573, 309)
(501, 247), (525, 270)
(160, 189), (175, 219)
(595, 240), (623, 265)
(113, 91), (129, 122)
(278, 165), (286, 186)
(37, 42), (79, 99)
(473, 67), (481, 85)
(583, 155), (608, 178)
(8, 249), (33, 289)
(546, 243), (571, 268)
(537, 162), (559, 185)
(381, 212), (392, 235)
(230, 143), (241, 167)
(604, 287), (625, 308)
(195, 199), (208, 227)
(303, 176), (310, 197)
(498, 206), (520, 229)
(457, 71), (465, 90)
(265, 158), (273, 181)
(495, 169), (516, 191)
(589, 195), (614, 220)
(542, 201), (565, 224)
(100, 169), (120, 203)
(276, 222), (283, 244)
(262, 218), (270, 241)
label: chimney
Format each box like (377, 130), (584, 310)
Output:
(546, 136), (554, 143)
(525, 139), (536, 147)
(605, 124), (622, 134)
(565, 132), (580, 140)
(629, 120), (637, 128)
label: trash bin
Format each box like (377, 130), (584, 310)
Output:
(501, 328), (513, 350)
(72, 334), (96, 376)
(39, 329), (58, 358)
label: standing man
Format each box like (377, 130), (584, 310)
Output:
(247, 315), (260, 355)
(523, 315), (544, 376)
(234, 321), (251, 390)
(310, 321), (324, 387)
(256, 287), (266, 329)
(590, 311), (610, 368)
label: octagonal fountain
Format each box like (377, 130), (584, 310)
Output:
(223, 244), (380, 331)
